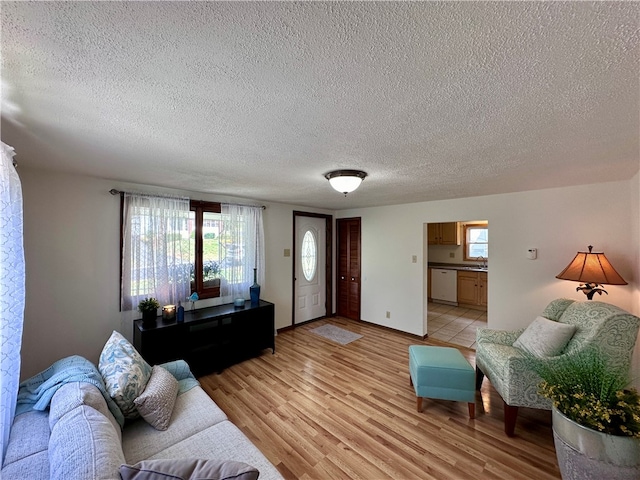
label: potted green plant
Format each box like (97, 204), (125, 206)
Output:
(532, 348), (640, 479)
(138, 297), (160, 326)
(203, 260), (221, 288)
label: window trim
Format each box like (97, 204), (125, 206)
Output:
(190, 200), (222, 299)
(463, 223), (488, 261)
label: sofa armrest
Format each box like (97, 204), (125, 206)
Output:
(159, 360), (193, 381)
(476, 327), (524, 346)
(159, 360), (200, 394)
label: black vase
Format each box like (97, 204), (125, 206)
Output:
(249, 268), (261, 306)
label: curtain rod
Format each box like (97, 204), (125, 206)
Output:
(109, 189), (266, 209)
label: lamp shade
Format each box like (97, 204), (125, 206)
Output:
(556, 246), (627, 285)
(325, 170), (367, 194)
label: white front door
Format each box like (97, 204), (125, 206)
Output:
(294, 217), (326, 324)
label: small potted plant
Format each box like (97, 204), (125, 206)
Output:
(531, 348), (640, 479)
(203, 260), (221, 288)
(138, 297), (160, 326)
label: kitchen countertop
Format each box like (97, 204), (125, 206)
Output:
(428, 263), (488, 273)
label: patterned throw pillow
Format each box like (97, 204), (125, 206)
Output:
(134, 365), (179, 430)
(99, 331), (152, 420)
(513, 316), (576, 358)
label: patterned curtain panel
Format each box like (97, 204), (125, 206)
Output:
(0, 142), (25, 461)
(220, 204), (265, 301)
(121, 193), (191, 311)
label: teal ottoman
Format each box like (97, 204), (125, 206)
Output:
(409, 345), (475, 418)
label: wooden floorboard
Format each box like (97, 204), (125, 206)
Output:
(199, 317), (560, 479)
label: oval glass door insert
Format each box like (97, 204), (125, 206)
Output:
(301, 230), (317, 281)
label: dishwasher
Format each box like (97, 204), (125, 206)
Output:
(431, 268), (458, 305)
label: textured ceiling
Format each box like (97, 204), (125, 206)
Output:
(1, 1), (638, 210)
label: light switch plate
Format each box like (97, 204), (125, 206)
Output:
(284, 249), (291, 257)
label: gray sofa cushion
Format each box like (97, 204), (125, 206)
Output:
(49, 405), (125, 480)
(120, 459), (259, 480)
(144, 420), (283, 480)
(1, 450), (49, 480)
(123, 386), (228, 464)
(2, 411), (50, 479)
(49, 381), (122, 439)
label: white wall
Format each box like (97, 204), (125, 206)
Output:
(19, 168), (331, 379)
(339, 180), (636, 343)
(18, 167), (640, 386)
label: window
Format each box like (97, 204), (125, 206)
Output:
(301, 230), (317, 281)
(189, 201), (223, 299)
(464, 224), (488, 260)
(121, 194), (191, 310)
(122, 197), (264, 309)
(188, 201), (265, 301)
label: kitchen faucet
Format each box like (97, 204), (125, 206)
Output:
(477, 256), (487, 269)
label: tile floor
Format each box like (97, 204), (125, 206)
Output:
(427, 301), (487, 349)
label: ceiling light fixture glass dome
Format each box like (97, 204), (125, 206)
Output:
(324, 170), (368, 195)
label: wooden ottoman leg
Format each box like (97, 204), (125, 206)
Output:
(416, 397), (423, 412)
(468, 402), (475, 419)
(475, 366), (484, 390)
(410, 375), (413, 387)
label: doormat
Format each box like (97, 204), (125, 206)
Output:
(309, 324), (363, 345)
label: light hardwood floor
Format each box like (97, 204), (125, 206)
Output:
(199, 317), (560, 480)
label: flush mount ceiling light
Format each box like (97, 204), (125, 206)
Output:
(324, 170), (368, 196)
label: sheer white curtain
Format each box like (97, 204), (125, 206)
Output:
(0, 142), (25, 461)
(121, 193), (191, 311)
(220, 204), (265, 301)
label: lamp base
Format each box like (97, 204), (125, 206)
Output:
(577, 283), (608, 300)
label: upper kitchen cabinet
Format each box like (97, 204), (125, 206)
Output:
(428, 222), (460, 245)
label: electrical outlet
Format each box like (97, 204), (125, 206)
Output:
(449, 252), (455, 258)
(412, 255), (417, 263)
(284, 249), (291, 257)
(386, 311), (390, 319)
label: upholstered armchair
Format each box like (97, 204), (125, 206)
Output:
(475, 298), (640, 436)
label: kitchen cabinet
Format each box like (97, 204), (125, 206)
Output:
(457, 271), (487, 309)
(428, 222), (460, 245)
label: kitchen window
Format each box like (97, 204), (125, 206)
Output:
(464, 224), (488, 261)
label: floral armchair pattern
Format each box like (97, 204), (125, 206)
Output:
(475, 298), (640, 436)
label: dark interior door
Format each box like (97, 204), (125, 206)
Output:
(337, 218), (361, 320)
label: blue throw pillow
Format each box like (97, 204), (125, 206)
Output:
(98, 331), (152, 420)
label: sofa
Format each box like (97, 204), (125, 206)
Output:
(475, 298), (640, 436)
(2, 331), (284, 480)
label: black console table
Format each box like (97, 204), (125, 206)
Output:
(133, 300), (275, 376)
